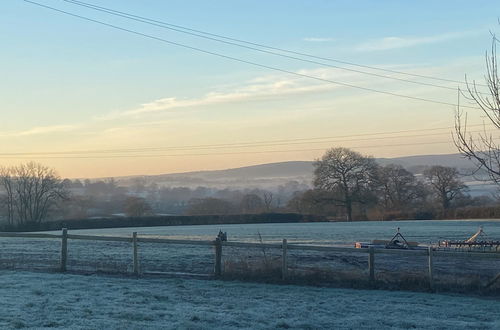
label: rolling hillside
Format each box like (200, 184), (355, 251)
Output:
(113, 153), (486, 191)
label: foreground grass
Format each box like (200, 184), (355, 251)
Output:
(0, 270), (499, 329)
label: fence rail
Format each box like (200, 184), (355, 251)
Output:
(0, 232), (62, 239)
(0, 229), (499, 290)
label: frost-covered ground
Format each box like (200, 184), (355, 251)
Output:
(54, 219), (500, 246)
(0, 270), (499, 329)
(1, 236), (498, 288)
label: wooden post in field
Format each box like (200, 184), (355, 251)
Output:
(368, 247), (375, 282)
(282, 239), (288, 280)
(214, 239), (222, 277)
(60, 228), (68, 272)
(132, 232), (139, 275)
(428, 246), (434, 291)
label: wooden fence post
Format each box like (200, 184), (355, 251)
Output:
(132, 232), (139, 275)
(60, 228), (68, 272)
(368, 247), (375, 282)
(282, 239), (288, 280)
(214, 239), (222, 277)
(428, 246), (434, 291)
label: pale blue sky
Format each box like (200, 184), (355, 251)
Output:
(1, 0), (500, 177)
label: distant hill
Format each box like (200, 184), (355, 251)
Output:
(151, 161), (314, 180)
(113, 153), (484, 191)
(378, 154), (477, 173)
(117, 161), (315, 190)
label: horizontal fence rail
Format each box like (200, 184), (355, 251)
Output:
(0, 228), (499, 292)
(1, 230), (499, 258)
(67, 234), (132, 243)
(0, 232), (62, 239)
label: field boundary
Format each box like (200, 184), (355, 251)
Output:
(1, 229), (499, 291)
(0, 213), (326, 232)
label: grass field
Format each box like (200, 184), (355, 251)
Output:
(0, 270), (499, 329)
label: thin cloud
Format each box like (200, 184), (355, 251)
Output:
(355, 30), (481, 52)
(94, 55), (483, 122)
(303, 37), (335, 42)
(1, 125), (77, 137)
(82, 58), (485, 146)
(95, 70), (349, 121)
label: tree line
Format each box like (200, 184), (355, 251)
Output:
(288, 147), (490, 221)
(0, 152), (496, 227)
(0, 164), (302, 226)
(60, 179), (300, 218)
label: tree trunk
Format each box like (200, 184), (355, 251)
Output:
(346, 200), (353, 222)
(442, 193), (450, 210)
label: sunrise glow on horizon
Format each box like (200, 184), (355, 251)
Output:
(3, 0), (500, 178)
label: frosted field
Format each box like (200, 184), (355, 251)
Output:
(0, 219), (498, 285)
(0, 220), (499, 328)
(56, 219), (500, 246)
(0, 270), (499, 329)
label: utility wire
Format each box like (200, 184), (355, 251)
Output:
(0, 140), (458, 159)
(60, 0), (487, 94)
(0, 128), (494, 157)
(24, 0), (480, 110)
(62, 0), (489, 89)
(0, 124), (493, 157)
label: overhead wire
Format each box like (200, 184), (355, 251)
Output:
(0, 123), (494, 156)
(62, 0), (489, 89)
(2, 125), (495, 157)
(59, 0), (488, 94)
(18, 1), (496, 162)
(0, 127), (496, 156)
(0, 140), (462, 159)
(23, 0), (480, 110)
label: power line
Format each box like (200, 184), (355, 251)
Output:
(2, 124), (495, 156)
(0, 140), (458, 159)
(0, 123), (493, 157)
(62, 0), (489, 89)
(60, 0), (487, 94)
(0, 128), (492, 156)
(24, 0), (480, 110)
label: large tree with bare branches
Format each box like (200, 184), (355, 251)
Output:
(313, 147), (378, 221)
(423, 166), (467, 211)
(376, 164), (426, 215)
(455, 33), (500, 184)
(0, 162), (67, 226)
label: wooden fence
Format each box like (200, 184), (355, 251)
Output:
(0, 229), (499, 290)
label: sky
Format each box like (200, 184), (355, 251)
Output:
(2, 0), (500, 178)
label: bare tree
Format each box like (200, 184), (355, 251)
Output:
(0, 162), (67, 225)
(455, 34), (500, 183)
(423, 166), (467, 211)
(0, 167), (15, 225)
(376, 164), (426, 215)
(240, 194), (264, 214)
(313, 147), (378, 221)
(262, 191), (274, 211)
